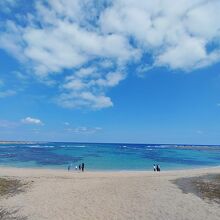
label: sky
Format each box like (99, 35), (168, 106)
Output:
(1, 0), (220, 144)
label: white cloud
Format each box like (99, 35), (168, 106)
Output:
(100, 0), (220, 70)
(0, 0), (18, 13)
(136, 65), (153, 77)
(21, 117), (44, 125)
(0, 90), (16, 98)
(57, 91), (113, 109)
(12, 71), (28, 80)
(66, 126), (102, 134)
(58, 68), (124, 109)
(99, 60), (114, 69)
(19, 12), (137, 77)
(184, 1), (220, 40)
(1, 0), (220, 109)
(156, 36), (207, 70)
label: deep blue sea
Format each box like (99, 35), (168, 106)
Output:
(0, 142), (220, 171)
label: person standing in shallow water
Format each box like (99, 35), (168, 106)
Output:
(78, 164), (81, 171)
(82, 163), (85, 172)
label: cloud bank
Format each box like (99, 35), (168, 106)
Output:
(1, 0), (220, 109)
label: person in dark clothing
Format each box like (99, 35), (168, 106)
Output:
(78, 164), (81, 171)
(68, 165), (70, 171)
(82, 163), (85, 172)
(156, 164), (161, 172)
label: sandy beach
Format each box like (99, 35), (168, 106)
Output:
(0, 167), (219, 220)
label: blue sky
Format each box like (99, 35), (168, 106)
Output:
(1, 0), (220, 144)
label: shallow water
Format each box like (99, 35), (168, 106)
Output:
(0, 142), (220, 170)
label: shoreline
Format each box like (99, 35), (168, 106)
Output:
(0, 164), (220, 173)
(0, 166), (220, 177)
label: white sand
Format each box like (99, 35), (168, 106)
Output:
(0, 167), (220, 220)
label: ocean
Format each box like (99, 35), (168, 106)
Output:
(0, 142), (220, 171)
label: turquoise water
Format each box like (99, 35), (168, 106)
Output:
(0, 142), (220, 170)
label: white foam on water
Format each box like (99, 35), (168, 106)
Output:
(0, 146), (16, 148)
(26, 145), (41, 148)
(27, 145), (55, 149)
(73, 145), (86, 148)
(60, 145), (86, 148)
(44, 145), (56, 148)
(129, 147), (140, 150)
(145, 145), (168, 149)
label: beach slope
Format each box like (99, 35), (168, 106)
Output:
(0, 167), (219, 220)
